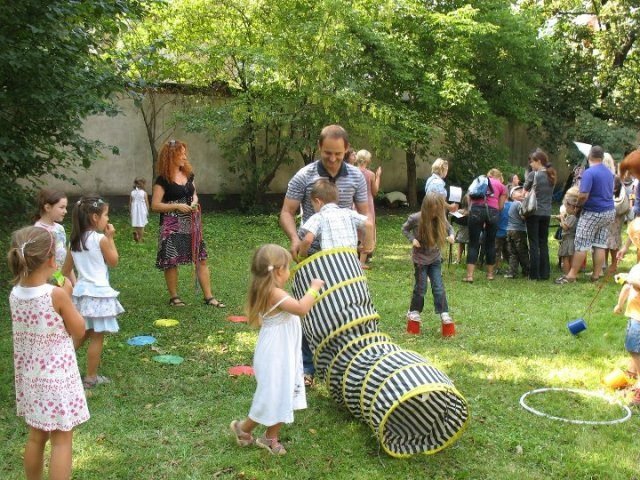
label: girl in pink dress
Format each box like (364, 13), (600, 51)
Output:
(8, 226), (89, 479)
(355, 150), (382, 268)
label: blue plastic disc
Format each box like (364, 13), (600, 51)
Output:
(127, 335), (156, 346)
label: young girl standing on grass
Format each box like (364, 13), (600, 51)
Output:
(230, 244), (324, 455)
(402, 192), (455, 326)
(63, 195), (124, 389)
(130, 177), (149, 242)
(8, 226), (89, 480)
(33, 188), (75, 292)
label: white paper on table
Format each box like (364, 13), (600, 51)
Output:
(450, 210), (466, 218)
(449, 186), (462, 203)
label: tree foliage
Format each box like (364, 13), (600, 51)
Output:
(0, 0), (153, 211)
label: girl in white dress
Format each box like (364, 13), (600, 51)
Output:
(8, 226), (89, 479)
(63, 195), (124, 389)
(130, 177), (149, 242)
(230, 244), (324, 455)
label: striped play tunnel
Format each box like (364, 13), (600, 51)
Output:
(292, 247), (469, 457)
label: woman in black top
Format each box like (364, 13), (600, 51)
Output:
(151, 139), (225, 307)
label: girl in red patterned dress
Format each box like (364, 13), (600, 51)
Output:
(8, 226), (89, 480)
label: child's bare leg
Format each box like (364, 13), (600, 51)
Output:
(265, 422), (283, 440)
(629, 353), (640, 383)
(238, 418), (258, 435)
(135, 227), (144, 242)
(24, 427), (48, 480)
(85, 330), (104, 379)
(49, 430), (73, 480)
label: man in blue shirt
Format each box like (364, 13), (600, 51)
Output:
(556, 146), (615, 284)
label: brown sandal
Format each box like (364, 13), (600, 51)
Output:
(204, 297), (226, 308)
(169, 296), (186, 307)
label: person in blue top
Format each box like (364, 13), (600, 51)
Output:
(556, 146), (615, 284)
(424, 158), (458, 213)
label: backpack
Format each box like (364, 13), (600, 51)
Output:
(467, 175), (494, 200)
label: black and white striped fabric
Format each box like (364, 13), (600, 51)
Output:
(292, 248), (468, 457)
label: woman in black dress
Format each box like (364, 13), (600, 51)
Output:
(151, 139), (225, 307)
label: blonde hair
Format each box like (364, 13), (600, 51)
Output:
(417, 193), (448, 249)
(628, 218), (640, 249)
(246, 244), (292, 327)
(355, 149), (372, 167)
(311, 179), (338, 204)
(7, 226), (54, 285)
(487, 168), (503, 182)
(603, 153), (616, 175)
(431, 158), (448, 176)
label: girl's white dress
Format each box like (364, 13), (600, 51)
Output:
(249, 296), (307, 426)
(10, 284), (90, 431)
(71, 231), (124, 332)
(130, 187), (148, 228)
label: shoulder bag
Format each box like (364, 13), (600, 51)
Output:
(519, 171), (538, 217)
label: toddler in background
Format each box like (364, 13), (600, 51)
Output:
(8, 226), (89, 479)
(63, 195), (124, 389)
(495, 193), (512, 274)
(452, 194), (469, 264)
(613, 218), (640, 406)
(556, 186), (579, 275)
(33, 188), (75, 292)
(504, 186), (530, 278)
(130, 177), (149, 242)
(230, 244), (324, 455)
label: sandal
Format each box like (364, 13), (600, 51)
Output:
(204, 297), (226, 308)
(256, 436), (287, 456)
(83, 375), (111, 389)
(486, 275), (495, 281)
(304, 374), (314, 388)
(461, 277), (473, 284)
(169, 296), (186, 307)
(229, 420), (254, 447)
(554, 276), (576, 285)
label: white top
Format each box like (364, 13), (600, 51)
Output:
(300, 203), (367, 250)
(34, 221), (67, 268)
(71, 231), (116, 296)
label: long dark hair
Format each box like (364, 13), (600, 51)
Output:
(529, 148), (557, 186)
(70, 195), (108, 252)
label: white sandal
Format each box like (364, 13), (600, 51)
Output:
(229, 420), (253, 447)
(256, 436), (287, 455)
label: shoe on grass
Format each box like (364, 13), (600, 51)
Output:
(406, 310), (421, 322)
(256, 436), (287, 455)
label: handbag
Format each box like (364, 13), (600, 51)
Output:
(519, 171), (538, 217)
(614, 189), (630, 216)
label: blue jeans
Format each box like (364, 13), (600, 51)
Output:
(467, 205), (499, 265)
(409, 260), (449, 314)
(525, 215), (550, 280)
(301, 334), (315, 375)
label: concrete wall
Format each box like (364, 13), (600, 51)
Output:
(42, 94), (567, 198)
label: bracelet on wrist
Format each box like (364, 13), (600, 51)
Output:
(306, 288), (320, 299)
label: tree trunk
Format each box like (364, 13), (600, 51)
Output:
(406, 147), (418, 208)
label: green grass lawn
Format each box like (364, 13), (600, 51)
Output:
(1, 210), (638, 479)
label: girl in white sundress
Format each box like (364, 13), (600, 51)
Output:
(8, 226), (89, 479)
(230, 244), (324, 455)
(130, 177), (149, 242)
(63, 195), (124, 389)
